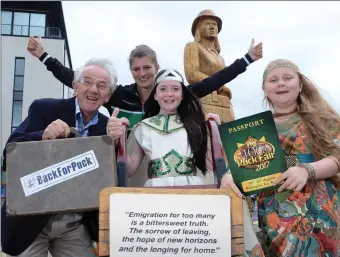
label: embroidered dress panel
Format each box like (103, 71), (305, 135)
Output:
(148, 149), (196, 177)
(143, 114), (183, 134)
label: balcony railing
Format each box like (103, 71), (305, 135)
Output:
(1, 24), (62, 39)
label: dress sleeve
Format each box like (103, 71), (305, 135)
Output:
(133, 123), (143, 146)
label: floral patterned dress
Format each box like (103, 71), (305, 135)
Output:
(255, 114), (340, 257)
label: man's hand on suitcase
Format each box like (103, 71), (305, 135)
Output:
(42, 119), (70, 140)
(107, 108), (130, 144)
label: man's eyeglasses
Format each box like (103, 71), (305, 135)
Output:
(80, 78), (109, 91)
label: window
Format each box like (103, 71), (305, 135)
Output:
(1, 11), (47, 37)
(12, 58), (25, 132)
(15, 58), (25, 75)
(14, 76), (24, 91)
(1, 11), (12, 34)
(13, 12), (29, 36)
(30, 13), (46, 37)
(12, 101), (23, 127)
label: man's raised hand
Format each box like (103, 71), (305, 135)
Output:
(27, 36), (45, 58)
(107, 108), (130, 142)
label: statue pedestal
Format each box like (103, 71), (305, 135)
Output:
(200, 92), (235, 123)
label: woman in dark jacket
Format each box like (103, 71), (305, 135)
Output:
(27, 36), (263, 128)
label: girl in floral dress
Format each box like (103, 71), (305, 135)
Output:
(222, 59), (340, 257)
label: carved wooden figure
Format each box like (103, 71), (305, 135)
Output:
(184, 9), (235, 122)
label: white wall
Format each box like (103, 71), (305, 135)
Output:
(63, 46), (74, 98)
(1, 36), (67, 153)
(1, 36), (69, 254)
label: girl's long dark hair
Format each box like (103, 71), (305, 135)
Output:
(143, 71), (208, 174)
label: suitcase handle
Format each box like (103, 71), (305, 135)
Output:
(207, 119), (227, 187)
(66, 126), (128, 187)
(54, 127), (80, 139)
(68, 127), (81, 138)
(116, 125), (128, 187)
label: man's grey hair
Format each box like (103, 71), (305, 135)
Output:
(74, 58), (118, 92)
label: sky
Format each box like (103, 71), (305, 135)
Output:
(62, 1), (340, 119)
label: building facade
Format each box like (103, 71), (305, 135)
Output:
(1, 4), (73, 254)
(1, 1), (74, 206)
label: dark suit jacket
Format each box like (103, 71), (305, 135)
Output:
(1, 97), (108, 256)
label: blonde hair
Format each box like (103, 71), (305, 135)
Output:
(194, 18), (221, 53)
(263, 59), (340, 188)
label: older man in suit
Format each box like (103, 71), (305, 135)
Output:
(1, 58), (117, 257)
